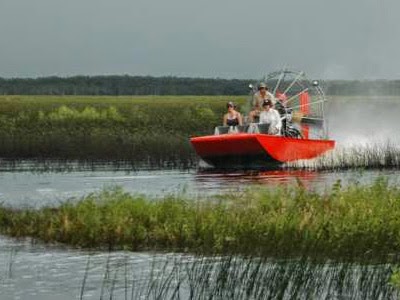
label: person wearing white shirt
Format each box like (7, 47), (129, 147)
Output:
(259, 100), (282, 135)
(249, 82), (276, 122)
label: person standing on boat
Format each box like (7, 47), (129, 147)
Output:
(249, 83), (276, 122)
(223, 101), (243, 127)
(259, 100), (282, 135)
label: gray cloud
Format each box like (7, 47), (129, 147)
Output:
(0, 0), (399, 79)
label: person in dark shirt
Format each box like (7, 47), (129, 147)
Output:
(223, 101), (243, 126)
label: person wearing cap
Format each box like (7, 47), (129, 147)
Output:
(249, 83), (276, 122)
(259, 99), (282, 135)
(223, 101), (243, 127)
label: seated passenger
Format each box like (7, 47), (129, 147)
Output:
(249, 82), (276, 123)
(223, 101), (243, 127)
(259, 100), (282, 135)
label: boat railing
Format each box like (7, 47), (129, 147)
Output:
(214, 125), (248, 135)
(214, 124), (269, 135)
(256, 123), (270, 134)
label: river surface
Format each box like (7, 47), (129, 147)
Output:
(0, 162), (399, 208)
(1, 162), (400, 299)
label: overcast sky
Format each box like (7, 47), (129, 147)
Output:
(0, 0), (399, 79)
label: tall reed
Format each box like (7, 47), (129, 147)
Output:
(79, 253), (400, 299)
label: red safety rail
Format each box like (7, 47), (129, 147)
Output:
(299, 91), (310, 138)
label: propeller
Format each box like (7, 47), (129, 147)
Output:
(291, 111), (324, 126)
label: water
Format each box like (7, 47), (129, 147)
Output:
(1, 161), (400, 299)
(0, 237), (398, 299)
(0, 163), (399, 208)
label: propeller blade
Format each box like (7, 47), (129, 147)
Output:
(291, 111), (324, 126)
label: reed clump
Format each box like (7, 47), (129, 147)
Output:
(1, 178), (400, 261)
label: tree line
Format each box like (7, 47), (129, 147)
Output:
(0, 75), (399, 96)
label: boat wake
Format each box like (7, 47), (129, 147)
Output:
(286, 141), (400, 170)
(289, 96), (400, 170)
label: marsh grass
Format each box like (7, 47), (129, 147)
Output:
(1, 179), (400, 261)
(0, 95), (246, 163)
(79, 253), (399, 299)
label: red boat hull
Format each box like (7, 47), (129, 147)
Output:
(190, 133), (335, 169)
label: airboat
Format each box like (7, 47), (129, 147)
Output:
(190, 69), (335, 169)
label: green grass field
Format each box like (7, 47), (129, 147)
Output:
(0, 95), (247, 113)
(0, 95), (250, 162)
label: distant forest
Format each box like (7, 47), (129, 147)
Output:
(0, 76), (399, 96)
